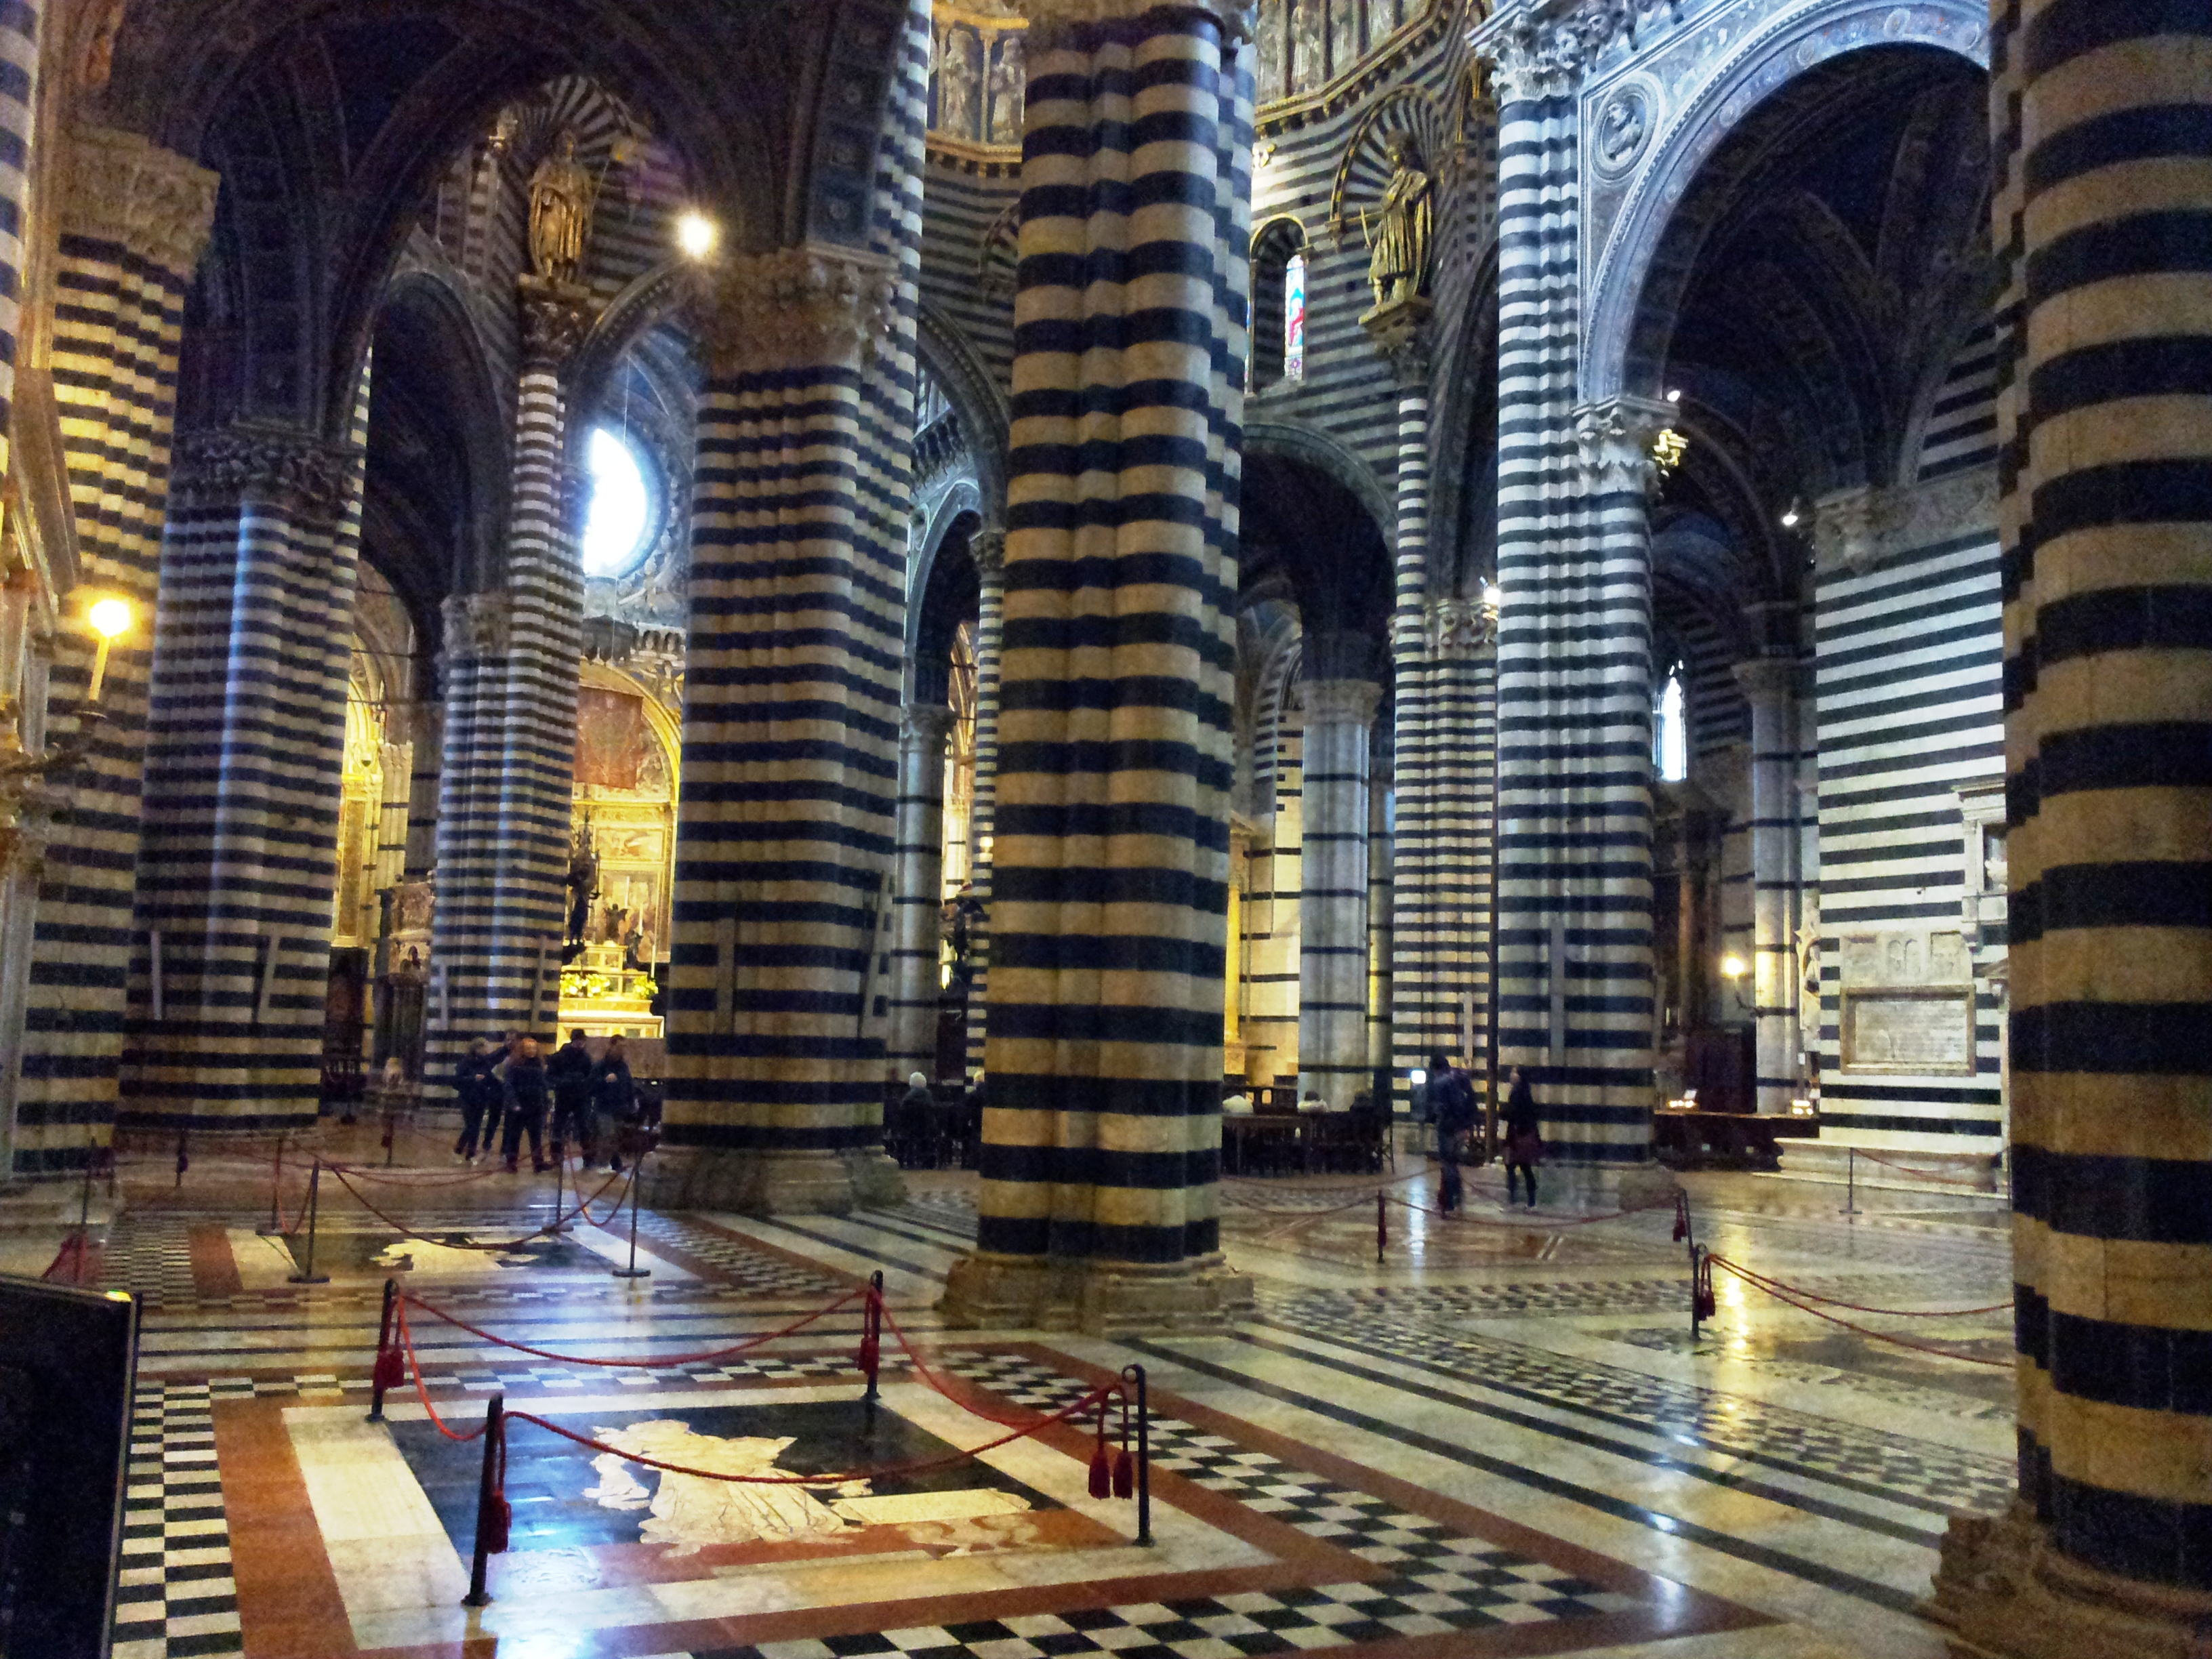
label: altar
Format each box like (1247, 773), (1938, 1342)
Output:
(558, 941), (663, 1040)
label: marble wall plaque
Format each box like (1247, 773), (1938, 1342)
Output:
(1839, 987), (1976, 1075)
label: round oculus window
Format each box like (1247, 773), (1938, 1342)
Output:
(581, 426), (657, 577)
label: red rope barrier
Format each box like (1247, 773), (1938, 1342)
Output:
(394, 1300), (491, 1442)
(327, 1162), (626, 1251)
(1706, 1255), (2012, 1367)
(1847, 1146), (1998, 1190)
(566, 1160), (634, 1229)
(1713, 1257), (2012, 1319)
(396, 1283), (869, 1370)
(320, 1160), (507, 1189)
(502, 1384), (1116, 1488)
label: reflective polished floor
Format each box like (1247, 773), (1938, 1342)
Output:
(60, 1125), (2013, 1659)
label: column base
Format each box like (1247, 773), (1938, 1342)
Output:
(638, 1147), (905, 1215)
(1929, 1502), (2212, 1659)
(938, 1250), (1255, 1336)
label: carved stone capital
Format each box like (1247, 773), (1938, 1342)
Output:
(689, 245), (898, 380)
(970, 527), (1008, 582)
(903, 702), (959, 746)
(1473, 0), (1673, 104)
(170, 424), (363, 523)
(60, 125), (220, 280)
(1299, 678), (1382, 730)
(1732, 653), (1795, 708)
(1361, 297), (1434, 389)
(443, 592), (510, 663)
(1812, 472), (1997, 575)
(1573, 394), (1673, 495)
(1017, 0), (1254, 45)
(1428, 596), (1496, 658)
(518, 275), (599, 369)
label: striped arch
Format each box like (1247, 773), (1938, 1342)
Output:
(916, 300), (1010, 514)
(1579, 0), (1988, 407)
(1244, 419), (1394, 553)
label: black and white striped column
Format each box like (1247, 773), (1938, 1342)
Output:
(11, 128), (216, 1174)
(1366, 742), (1393, 1090)
(1380, 326), (1437, 1114)
(888, 701), (956, 1081)
(962, 527), (1005, 1082)
(1296, 675), (1379, 1107)
(940, 0), (1253, 1333)
(1931, 2), (2212, 1642)
(424, 594), (506, 1086)
(0, 0), (39, 483)
(128, 422), (369, 1131)
(1734, 654), (1797, 1115)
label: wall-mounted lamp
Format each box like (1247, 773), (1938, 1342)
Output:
(1779, 501), (1803, 530)
(1719, 954), (1748, 980)
(674, 211), (720, 261)
(86, 596), (133, 705)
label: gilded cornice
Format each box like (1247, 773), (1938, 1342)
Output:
(170, 424), (362, 521)
(690, 245), (898, 379)
(59, 125), (220, 279)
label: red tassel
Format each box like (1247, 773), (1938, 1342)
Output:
(372, 1346), (405, 1393)
(856, 1333), (880, 1376)
(1113, 1449), (1134, 1499)
(1672, 1194), (1688, 1244)
(1088, 1400), (1111, 1498)
(485, 1494), (512, 1555)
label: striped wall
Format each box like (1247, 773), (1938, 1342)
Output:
(656, 0), (928, 1212)
(12, 130), (215, 1173)
(0, 0), (39, 483)
(945, 3), (1252, 1328)
(125, 392), (370, 1130)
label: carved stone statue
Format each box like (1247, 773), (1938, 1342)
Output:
(82, 0), (127, 94)
(1362, 137), (1434, 313)
(1597, 91), (1647, 170)
(937, 26), (981, 139)
(528, 131), (598, 287)
(987, 33), (1025, 145)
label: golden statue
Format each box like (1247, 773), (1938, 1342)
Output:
(528, 131), (598, 287)
(1361, 137), (1434, 314)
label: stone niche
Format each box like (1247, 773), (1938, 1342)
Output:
(1836, 928), (1975, 1076)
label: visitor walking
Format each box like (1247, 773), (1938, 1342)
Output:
(591, 1035), (637, 1172)
(1429, 1049), (1476, 1214)
(547, 1028), (595, 1166)
(1503, 1066), (1542, 1208)
(453, 1038), (498, 1163)
(501, 1036), (550, 1174)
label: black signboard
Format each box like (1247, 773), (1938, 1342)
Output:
(0, 1274), (138, 1658)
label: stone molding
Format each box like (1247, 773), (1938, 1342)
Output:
(1812, 470), (1997, 575)
(443, 592), (510, 663)
(902, 701), (959, 744)
(1299, 678), (1382, 729)
(1573, 394), (1673, 493)
(59, 125), (220, 279)
(170, 424), (363, 523)
(691, 245), (899, 380)
(1017, 0), (1256, 46)
(969, 527), (1008, 581)
(1931, 1502), (2212, 1659)
(518, 275), (599, 370)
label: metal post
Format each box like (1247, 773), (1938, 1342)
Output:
(288, 1162), (330, 1284)
(175, 1129), (188, 1189)
(1843, 1147), (1858, 1217)
(369, 1278), (398, 1421)
(75, 1146), (94, 1285)
(862, 1269), (884, 1435)
(612, 1150), (649, 1279)
(1122, 1364), (1151, 1547)
(1689, 1244), (1704, 1344)
(463, 1393), (503, 1608)
(546, 1138), (570, 1235)
(258, 1133), (287, 1235)
(1376, 1191), (1386, 1264)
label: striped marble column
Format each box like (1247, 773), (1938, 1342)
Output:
(0, 0), (38, 483)
(653, 245), (915, 1214)
(127, 422), (369, 1131)
(374, 740), (413, 894)
(424, 594), (506, 1087)
(9, 129), (217, 1174)
(940, 0), (1253, 1333)
(962, 527), (1006, 1082)
(888, 702), (956, 1082)
(1734, 655), (1797, 1115)
(1296, 676), (1379, 1107)
(1366, 741), (1393, 1089)
(1930, 4), (2212, 1647)
(404, 699), (442, 881)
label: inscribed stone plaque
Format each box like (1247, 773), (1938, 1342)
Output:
(1839, 987), (1976, 1075)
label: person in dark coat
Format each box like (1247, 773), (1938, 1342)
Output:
(547, 1029), (595, 1167)
(1503, 1066), (1542, 1208)
(501, 1037), (550, 1174)
(1428, 1049), (1477, 1214)
(590, 1035), (637, 1172)
(453, 1038), (498, 1163)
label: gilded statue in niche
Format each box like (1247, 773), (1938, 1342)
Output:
(987, 33), (1025, 145)
(529, 131), (598, 287)
(1361, 137), (1434, 313)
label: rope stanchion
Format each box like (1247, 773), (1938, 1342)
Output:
(396, 1283), (869, 1370)
(327, 1162), (626, 1252)
(257, 1134), (289, 1237)
(369, 1278), (404, 1421)
(1705, 1254), (2011, 1367)
(1711, 1256), (2013, 1319)
(463, 1393), (506, 1607)
(1376, 1191), (1387, 1263)
(287, 1162), (330, 1284)
(1121, 1362), (1151, 1545)
(859, 1272), (884, 1433)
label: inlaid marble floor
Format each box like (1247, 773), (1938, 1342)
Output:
(83, 1139), (2013, 1659)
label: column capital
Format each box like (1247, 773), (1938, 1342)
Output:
(1732, 653), (1795, 703)
(1361, 298), (1434, 388)
(970, 527), (1008, 581)
(1472, 0), (1668, 104)
(1573, 394), (1674, 494)
(903, 701), (959, 745)
(1811, 485), (1880, 574)
(1017, 0), (1255, 45)
(689, 245), (898, 379)
(1299, 678), (1382, 729)
(517, 274), (599, 370)
(58, 125), (220, 280)
(443, 592), (510, 663)
(170, 423), (363, 523)
(1428, 596), (1497, 658)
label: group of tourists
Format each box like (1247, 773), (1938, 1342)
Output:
(1422, 1052), (1544, 1212)
(453, 1030), (639, 1174)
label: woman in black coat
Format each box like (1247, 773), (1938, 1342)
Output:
(1502, 1067), (1542, 1208)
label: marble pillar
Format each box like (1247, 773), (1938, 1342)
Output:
(962, 527), (1005, 1082)
(1734, 654), (1797, 1115)
(1296, 677), (1379, 1107)
(888, 702), (956, 1082)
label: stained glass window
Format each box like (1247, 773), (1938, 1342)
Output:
(1284, 252), (1307, 384)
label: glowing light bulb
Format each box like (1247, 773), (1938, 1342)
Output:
(1720, 954), (1748, 979)
(675, 211), (720, 260)
(89, 597), (131, 640)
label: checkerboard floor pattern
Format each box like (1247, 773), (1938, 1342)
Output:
(684, 1352), (1632, 1658)
(112, 1382), (242, 1659)
(98, 1214), (201, 1307)
(634, 1212), (851, 1297)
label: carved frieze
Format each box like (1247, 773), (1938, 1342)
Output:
(60, 125), (220, 280)
(169, 425), (363, 523)
(691, 245), (899, 380)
